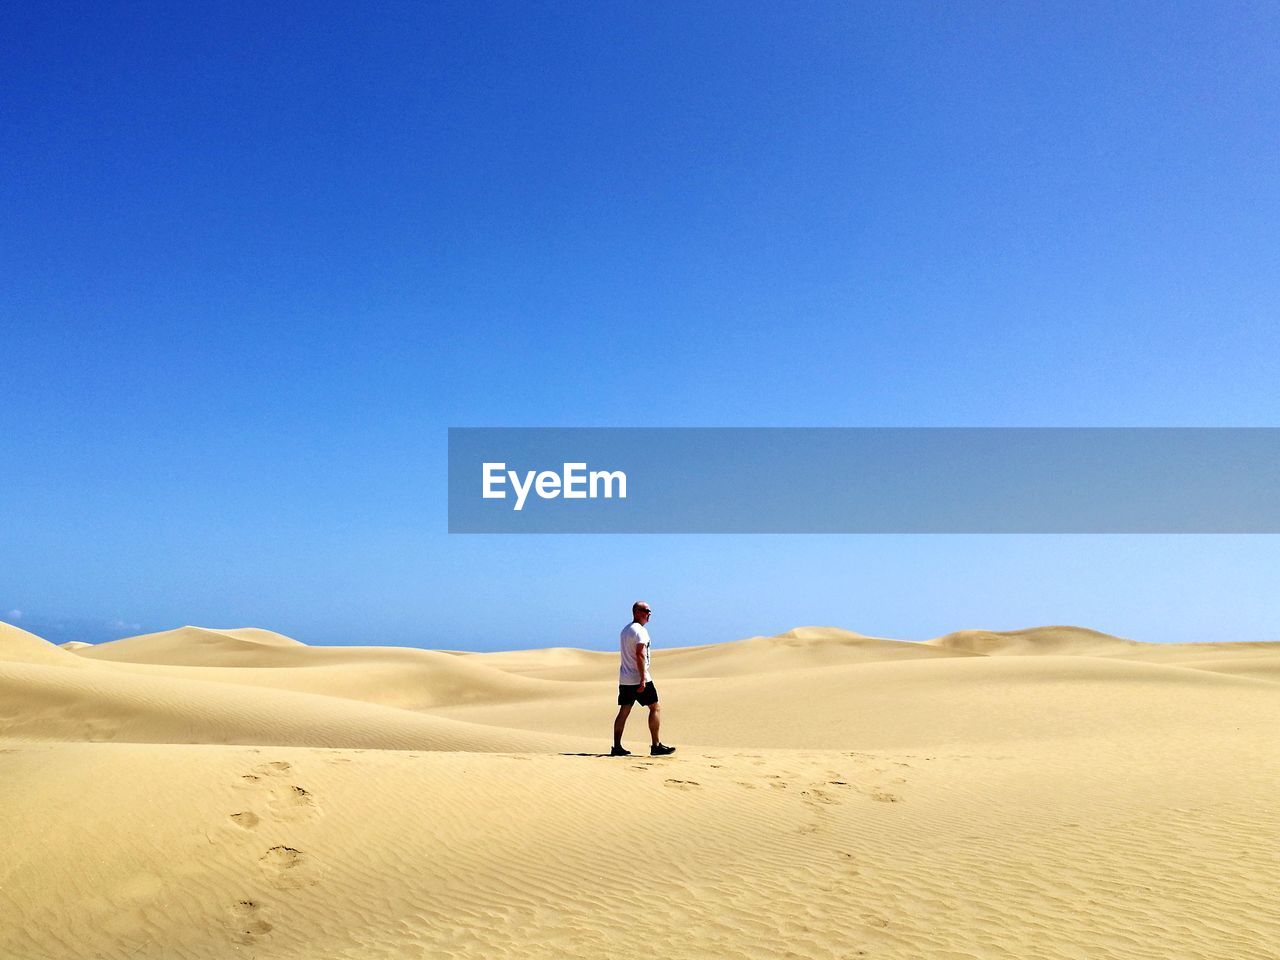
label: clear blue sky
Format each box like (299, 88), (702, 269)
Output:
(4, 2), (1278, 648)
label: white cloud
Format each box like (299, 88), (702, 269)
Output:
(5, 609), (21, 620)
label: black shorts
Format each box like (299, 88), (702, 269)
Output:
(618, 683), (659, 707)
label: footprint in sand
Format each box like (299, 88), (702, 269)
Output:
(267, 784), (321, 821)
(664, 779), (701, 790)
(259, 846), (315, 889)
(229, 811), (260, 830)
(238, 762), (320, 821)
(231, 899), (272, 944)
(802, 787), (840, 805)
(240, 761), (291, 784)
(260, 845), (304, 868)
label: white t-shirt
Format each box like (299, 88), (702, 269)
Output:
(619, 621), (651, 685)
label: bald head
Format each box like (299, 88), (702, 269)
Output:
(632, 601), (651, 623)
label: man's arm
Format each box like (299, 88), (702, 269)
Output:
(635, 643), (647, 691)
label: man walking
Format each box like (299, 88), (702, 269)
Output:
(611, 601), (675, 757)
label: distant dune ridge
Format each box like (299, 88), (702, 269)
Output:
(74, 625), (306, 666)
(3, 618), (1278, 960)
(1, 620), (92, 669)
(924, 624), (1145, 655)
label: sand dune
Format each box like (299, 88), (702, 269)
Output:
(80, 641), (573, 709)
(655, 626), (980, 678)
(924, 624), (1144, 656)
(77, 625), (308, 666)
(0, 659), (580, 753)
(469, 627), (973, 683)
(1, 621), (91, 669)
(3, 618), (1278, 959)
(437, 651), (1280, 750)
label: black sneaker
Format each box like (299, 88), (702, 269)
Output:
(650, 743), (676, 756)
(609, 746), (631, 757)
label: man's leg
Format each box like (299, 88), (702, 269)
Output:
(613, 704), (632, 747)
(647, 702), (661, 746)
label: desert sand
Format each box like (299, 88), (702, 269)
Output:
(2, 619), (1278, 959)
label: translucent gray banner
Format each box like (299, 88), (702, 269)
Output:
(447, 428), (1280, 533)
